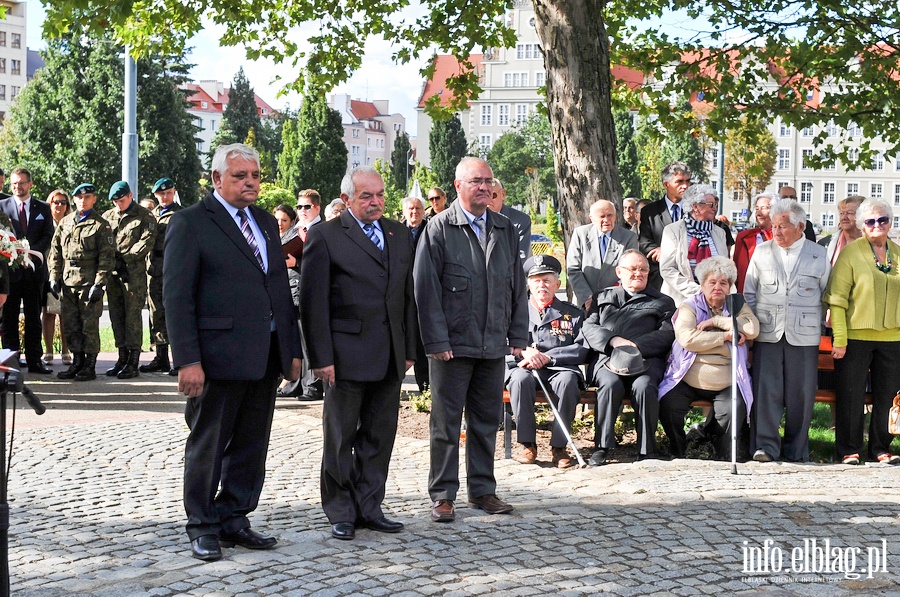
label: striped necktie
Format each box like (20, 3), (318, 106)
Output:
(472, 217), (487, 249)
(363, 223), (382, 250)
(237, 208), (265, 269)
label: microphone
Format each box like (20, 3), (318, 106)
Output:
(21, 385), (45, 416)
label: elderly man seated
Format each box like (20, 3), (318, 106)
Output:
(507, 255), (589, 468)
(581, 249), (676, 465)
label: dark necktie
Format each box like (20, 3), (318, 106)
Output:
(671, 204), (680, 222)
(600, 234), (608, 261)
(237, 208), (265, 269)
(18, 202), (27, 234)
(363, 223), (383, 250)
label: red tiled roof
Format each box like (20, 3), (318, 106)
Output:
(183, 83), (276, 117)
(417, 54), (484, 109)
(350, 99), (381, 120)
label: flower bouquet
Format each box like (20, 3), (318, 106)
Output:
(0, 228), (42, 271)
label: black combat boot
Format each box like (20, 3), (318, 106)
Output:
(75, 354), (98, 381)
(57, 352), (85, 380)
(139, 344), (170, 373)
(117, 349), (141, 379)
(106, 347), (127, 376)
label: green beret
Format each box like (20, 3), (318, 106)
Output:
(72, 183), (96, 197)
(152, 177), (175, 193)
(108, 180), (131, 201)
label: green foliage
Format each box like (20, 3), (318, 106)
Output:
(545, 202), (562, 243)
(278, 92), (347, 199)
(223, 67), (261, 146)
(374, 158), (403, 219)
(429, 115), (468, 202)
(390, 132), (412, 194)
(614, 110), (641, 199)
(487, 112), (555, 210)
(411, 163), (441, 197)
(405, 388), (431, 413)
(635, 118), (664, 200)
(723, 116), (777, 212)
(257, 182), (295, 213)
(0, 35), (201, 206)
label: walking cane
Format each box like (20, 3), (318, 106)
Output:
(531, 369), (587, 468)
(726, 294), (740, 475)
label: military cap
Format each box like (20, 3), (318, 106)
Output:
(72, 183), (97, 197)
(152, 177), (175, 193)
(108, 180), (131, 201)
(523, 254), (562, 277)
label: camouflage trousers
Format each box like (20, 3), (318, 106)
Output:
(107, 270), (148, 350)
(60, 285), (104, 354)
(147, 273), (168, 346)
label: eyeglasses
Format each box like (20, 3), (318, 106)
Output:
(864, 216), (891, 228)
(620, 266), (649, 275)
(427, 196), (443, 202)
(461, 178), (492, 187)
(296, 204), (315, 210)
(52, 200), (69, 206)
(698, 201), (718, 208)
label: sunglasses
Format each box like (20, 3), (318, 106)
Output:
(427, 196), (443, 202)
(296, 204), (315, 210)
(52, 200), (69, 205)
(864, 216), (891, 228)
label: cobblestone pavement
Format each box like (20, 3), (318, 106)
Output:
(5, 359), (900, 596)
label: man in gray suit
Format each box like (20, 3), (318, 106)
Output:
(490, 178), (532, 261)
(300, 166), (417, 541)
(164, 143), (303, 561)
(566, 199), (639, 311)
(743, 199), (829, 463)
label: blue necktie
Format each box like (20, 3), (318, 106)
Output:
(363, 223), (382, 250)
(600, 234), (608, 261)
(237, 209), (265, 269)
(671, 204), (680, 222)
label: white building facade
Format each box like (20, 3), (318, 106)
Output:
(329, 93), (405, 172)
(0, 0), (27, 122)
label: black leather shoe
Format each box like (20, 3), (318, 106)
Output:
(363, 517), (404, 533)
(190, 534), (222, 561)
(219, 527), (277, 550)
(331, 522), (355, 540)
(27, 362), (53, 374)
(297, 393), (323, 402)
(589, 448), (608, 467)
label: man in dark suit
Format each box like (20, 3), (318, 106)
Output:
(638, 161), (691, 290)
(0, 167), (55, 373)
(490, 179), (532, 261)
(300, 167), (417, 541)
(164, 143), (302, 562)
(403, 196), (429, 392)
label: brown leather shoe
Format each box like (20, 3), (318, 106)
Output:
(514, 445), (537, 465)
(467, 494), (514, 514)
(431, 499), (455, 522)
(551, 447), (573, 469)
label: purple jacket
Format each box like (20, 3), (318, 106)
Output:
(658, 293), (754, 417)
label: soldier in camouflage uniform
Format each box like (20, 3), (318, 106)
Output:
(102, 181), (157, 379)
(140, 177), (181, 375)
(48, 183), (115, 381)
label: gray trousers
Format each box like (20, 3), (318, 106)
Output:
(428, 356), (504, 502)
(507, 367), (580, 448)
(751, 340), (817, 462)
(593, 360), (663, 455)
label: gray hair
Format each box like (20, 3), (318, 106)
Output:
(681, 184), (717, 214)
(401, 196), (424, 210)
(857, 197), (894, 231)
(769, 198), (806, 227)
(754, 192), (778, 207)
(661, 161), (691, 185)
(695, 255), (737, 286)
(211, 143), (260, 177)
(326, 198), (345, 214)
(455, 156), (490, 180)
(623, 198), (638, 208)
(616, 248), (648, 267)
(340, 166), (381, 198)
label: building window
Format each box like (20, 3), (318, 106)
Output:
(800, 182), (813, 203)
(732, 181), (745, 203)
(777, 181), (790, 190)
(710, 148), (719, 169)
(730, 210), (741, 222)
(0, 59), (5, 74)
(11, 34), (20, 49)
(480, 104), (492, 126)
(801, 149), (813, 170)
(821, 212), (835, 228)
(504, 72), (529, 87)
(200, 100), (208, 109)
(367, 138), (371, 147)
(515, 43), (542, 59)
(801, 126), (814, 137)
(478, 134), (492, 156)
(352, 128), (359, 138)
(196, 141), (203, 151)
(779, 121), (791, 137)
(498, 104), (510, 126)
(0, 85), (6, 101)
(210, 119), (216, 131)
(847, 182), (859, 196)
(895, 216), (900, 229)
(711, 180), (718, 193)
(823, 182), (836, 204)
(847, 122), (861, 137)
(871, 182), (884, 199)
(826, 120), (838, 136)
(10, 60), (20, 76)
(516, 104), (529, 125)
(0, 32), (7, 47)
(366, 157), (371, 165)
(196, 117), (204, 129)
(535, 72), (545, 87)
(778, 149), (791, 170)
(894, 184), (900, 206)
(872, 152), (885, 171)
(351, 145), (359, 156)
(10, 86), (18, 100)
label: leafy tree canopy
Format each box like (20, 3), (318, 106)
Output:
(429, 115), (468, 202)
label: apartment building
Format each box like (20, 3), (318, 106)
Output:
(183, 80), (276, 160)
(328, 93), (405, 172)
(0, 0), (27, 122)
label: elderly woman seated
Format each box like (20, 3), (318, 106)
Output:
(658, 256), (759, 459)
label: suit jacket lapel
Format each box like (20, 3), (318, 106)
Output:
(205, 195), (263, 271)
(342, 211), (385, 266)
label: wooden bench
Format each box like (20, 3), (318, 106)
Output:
(501, 335), (870, 459)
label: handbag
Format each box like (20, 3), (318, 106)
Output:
(46, 291), (62, 315)
(888, 392), (900, 435)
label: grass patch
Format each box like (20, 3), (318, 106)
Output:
(98, 325), (151, 353)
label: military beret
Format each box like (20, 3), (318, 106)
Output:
(152, 177), (175, 193)
(523, 254), (562, 277)
(108, 180), (131, 201)
(72, 183), (96, 197)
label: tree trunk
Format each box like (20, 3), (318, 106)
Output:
(533, 0), (622, 246)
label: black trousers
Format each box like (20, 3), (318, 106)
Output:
(183, 335), (280, 540)
(660, 381), (746, 459)
(593, 360), (663, 456)
(320, 374), (401, 524)
(1, 272), (44, 364)
(834, 339), (900, 460)
(428, 356), (504, 502)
